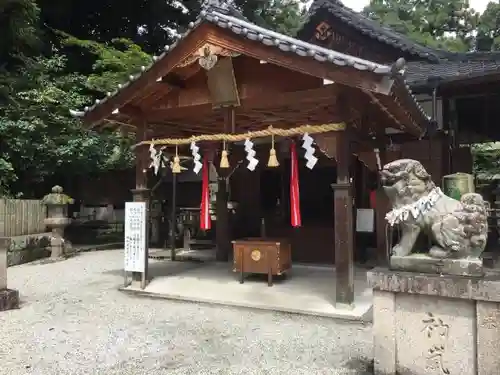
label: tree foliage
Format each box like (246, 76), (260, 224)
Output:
(0, 51), (136, 197)
(0, 0), (306, 197)
(37, 0), (305, 55)
(0, 0), (40, 66)
(363, 0), (479, 52)
(476, 2), (500, 51)
(472, 143), (500, 177)
(236, 0), (307, 36)
(59, 33), (153, 93)
(363, 0), (500, 52)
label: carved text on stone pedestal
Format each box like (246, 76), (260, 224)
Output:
(422, 312), (450, 374)
(481, 308), (500, 329)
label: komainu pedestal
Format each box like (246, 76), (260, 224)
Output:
(370, 159), (498, 374)
(368, 268), (500, 375)
(0, 238), (20, 311)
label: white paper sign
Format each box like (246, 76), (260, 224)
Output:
(124, 202), (147, 272)
(356, 208), (375, 233)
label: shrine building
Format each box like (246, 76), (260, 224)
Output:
(70, 0), (500, 316)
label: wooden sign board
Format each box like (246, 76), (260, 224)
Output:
(124, 202), (147, 273)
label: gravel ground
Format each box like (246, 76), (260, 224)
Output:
(1, 250), (373, 375)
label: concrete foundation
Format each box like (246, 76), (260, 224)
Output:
(368, 267), (500, 375)
(122, 259), (373, 321)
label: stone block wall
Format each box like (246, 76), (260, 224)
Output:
(6, 233), (51, 266)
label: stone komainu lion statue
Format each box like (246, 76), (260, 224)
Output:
(380, 159), (488, 259)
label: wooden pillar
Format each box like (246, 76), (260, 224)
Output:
(131, 123), (150, 286)
(441, 97), (452, 177)
(375, 145), (389, 266)
(331, 129), (354, 306)
(216, 175), (230, 261)
(215, 108), (234, 261)
(170, 172), (177, 261)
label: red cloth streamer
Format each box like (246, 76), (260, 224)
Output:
(290, 141), (302, 227)
(200, 158), (211, 230)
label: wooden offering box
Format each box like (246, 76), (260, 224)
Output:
(232, 238), (291, 286)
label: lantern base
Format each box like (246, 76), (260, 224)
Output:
(0, 288), (20, 311)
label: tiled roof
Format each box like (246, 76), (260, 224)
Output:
(406, 53), (500, 87)
(71, 1), (431, 134)
(307, 0), (500, 87)
(201, 9), (391, 73)
(307, 0), (441, 61)
(71, 1), (394, 117)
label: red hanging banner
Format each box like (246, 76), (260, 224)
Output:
(200, 158), (211, 230)
(290, 141), (302, 227)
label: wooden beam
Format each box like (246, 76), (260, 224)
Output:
(82, 24), (214, 127)
(146, 85), (339, 121)
(331, 128), (354, 306)
(150, 119), (224, 133)
(160, 74), (186, 89)
(207, 27), (393, 95)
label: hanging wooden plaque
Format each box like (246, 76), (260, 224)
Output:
(206, 57), (241, 109)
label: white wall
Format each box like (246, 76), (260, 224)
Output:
(415, 93), (443, 129)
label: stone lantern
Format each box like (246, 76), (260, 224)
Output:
(42, 185), (74, 259)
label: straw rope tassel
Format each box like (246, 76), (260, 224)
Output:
(220, 141), (229, 168)
(171, 146), (181, 173)
(267, 134), (279, 167)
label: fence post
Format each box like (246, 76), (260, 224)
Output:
(0, 237), (20, 311)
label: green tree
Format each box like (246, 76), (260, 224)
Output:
(0, 52), (136, 197)
(37, 0), (306, 56)
(236, 0), (307, 36)
(59, 32), (153, 93)
(0, 0), (307, 196)
(0, 0), (41, 102)
(37, 0), (198, 53)
(0, 0), (40, 65)
(472, 143), (500, 177)
(363, 0), (479, 52)
(476, 1), (500, 51)
(0, 28), (153, 196)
